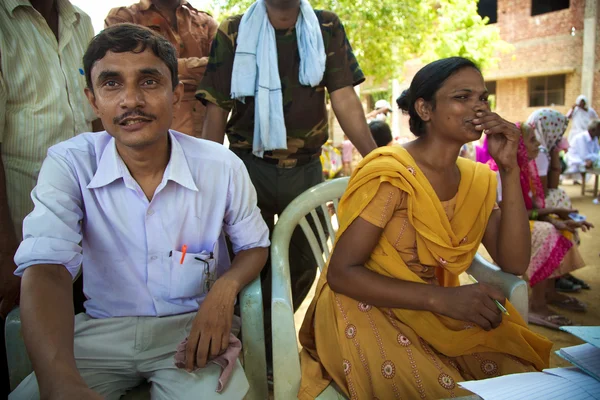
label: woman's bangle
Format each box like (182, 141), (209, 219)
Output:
(531, 210), (539, 220)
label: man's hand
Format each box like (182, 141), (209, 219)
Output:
(184, 278), (238, 371)
(586, 160), (594, 169)
(0, 253), (20, 319)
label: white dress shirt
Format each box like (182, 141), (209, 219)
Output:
(14, 130), (270, 318)
(565, 131), (600, 173)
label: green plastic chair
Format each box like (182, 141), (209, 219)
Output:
(270, 177), (528, 399)
(5, 277), (268, 400)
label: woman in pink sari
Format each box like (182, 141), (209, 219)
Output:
(492, 120), (592, 329)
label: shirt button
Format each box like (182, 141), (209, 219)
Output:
(150, 256), (158, 261)
(147, 209), (154, 216)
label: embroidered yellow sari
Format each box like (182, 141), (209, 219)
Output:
(298, 146), (552, 399)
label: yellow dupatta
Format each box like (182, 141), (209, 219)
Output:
(303, 146), (551, 371)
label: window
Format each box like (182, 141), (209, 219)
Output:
(528, 75), (565, 107)
(531, 0), (569, 16)
(485, 81), (497, 110)
(478, 0), (497, 24)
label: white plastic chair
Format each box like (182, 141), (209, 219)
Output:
(270, 177), (528, 399)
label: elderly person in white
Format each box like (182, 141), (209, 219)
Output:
(565, 119), (600, 174)
(567, 95), (598, 143)
(9, 24), (269, 400)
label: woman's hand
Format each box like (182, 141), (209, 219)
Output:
(551, 208), (579, 220)
(552, 219), (594, 233)
(473, 111), (521, 172)
(434, 283), (506, 331)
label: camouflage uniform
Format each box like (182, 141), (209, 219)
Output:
(196, 10), (364, 313)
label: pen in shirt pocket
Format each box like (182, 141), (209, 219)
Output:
(167, 246), (188, 264)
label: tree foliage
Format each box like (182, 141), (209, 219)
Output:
(210, 0), (510, 83)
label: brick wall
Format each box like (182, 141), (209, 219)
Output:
(393, 0), (598, 141)
(486, 0), (599, 130)
(497, 0), (585, 43)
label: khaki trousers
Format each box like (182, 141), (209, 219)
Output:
(9, 313), (249, 399)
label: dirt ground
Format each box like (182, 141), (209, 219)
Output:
(294, 182), (600, 368)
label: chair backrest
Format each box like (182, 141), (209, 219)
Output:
(270, 177), (349, 399)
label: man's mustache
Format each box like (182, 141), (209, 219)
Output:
(113, 110), (157, 125)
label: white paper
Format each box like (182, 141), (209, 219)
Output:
(458, 368), (600, 400)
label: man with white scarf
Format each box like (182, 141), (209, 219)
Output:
(196, 0), (376, 360)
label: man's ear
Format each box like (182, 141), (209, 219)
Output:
(84, 87), (102, 118)
(414, 98), (432, 122)
(172, 82), (184, 110)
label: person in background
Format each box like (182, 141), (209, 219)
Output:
(567, 95), (598, 143)
(565, 119), (600, 175)
(9, 24), (269, 399)
(321, 140), (343, 179)
(366, 99), (392, 122)
(527, 109), (592, 292)
(105, 0), (218, 137)
(341, 134), (354, 176)
(0, 1), (101, 394)
(197, 0), (377, 337)
(475, 135), (493, 164)
(299, 57), (551, 399)
(491, 122), (591, 330)
(368, 120), (393, 147)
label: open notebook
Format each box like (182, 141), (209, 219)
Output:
(557, 343), (600, 382)
(458, 367), (600, 400)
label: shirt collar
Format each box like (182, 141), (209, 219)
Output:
(5, 0), (80, 21)
(163, 130), (199, 192)
(87, 131), (198, 192)
(141, 0), (190, 11)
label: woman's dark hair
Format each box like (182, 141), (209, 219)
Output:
(368, 120), (393, 147)
(83, 23), (178, 92)
(396, 57), (480, 136)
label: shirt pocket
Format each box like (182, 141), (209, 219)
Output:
(169, 248), (217, 299)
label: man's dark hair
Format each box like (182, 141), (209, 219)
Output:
(368, 120), (393, 147)
(83, 23), (178, 92)
(396, 57), (480, 136)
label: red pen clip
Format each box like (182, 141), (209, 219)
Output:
(179, 245), (188, 264)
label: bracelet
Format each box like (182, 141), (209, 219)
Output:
(531, 210), (539, 220)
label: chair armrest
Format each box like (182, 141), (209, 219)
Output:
(5, 306), (33, 391)
(271, 222), (302, 399)
(239, 277), (268, 400)
(467, 254), (528, 321)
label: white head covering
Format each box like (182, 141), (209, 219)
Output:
(526, 108), (568, 152)
(375, 100), (392, 110)
(576, 94), (588, 107)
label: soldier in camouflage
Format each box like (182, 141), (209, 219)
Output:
(196, 0), (376, 352)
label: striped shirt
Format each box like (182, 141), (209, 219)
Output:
(0, 0), (96, 240)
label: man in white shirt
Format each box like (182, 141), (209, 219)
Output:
(9, 24), (269, 399)
(565, 119), (600, 174)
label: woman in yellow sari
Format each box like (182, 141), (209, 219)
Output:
(299, 57), (552, 399)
